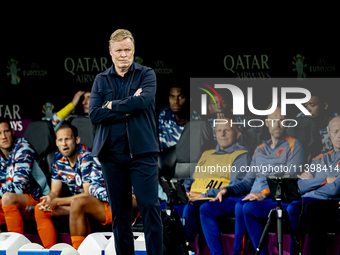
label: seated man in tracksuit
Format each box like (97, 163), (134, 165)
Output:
(51, 90), (92, 132)
(241, 106), (304, 255)
(0, 117), (50, 234)
(69, 157), (111, 249)
(201, 105), (304, 255)
(182, 118), (251, 243)
(34, 123), (97, 249)
(287, 115), (340, 255)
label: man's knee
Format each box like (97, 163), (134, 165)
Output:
(286, 203), (299, 217)
(199, 202), (212, 218)
(35, 205), (51, 220)
(70, 196), (88, 214)
(242, 201), (256, 218)
(1, 192), (25, 206)
(235, 201), (245, 215)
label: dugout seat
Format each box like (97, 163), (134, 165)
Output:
(286, 116), (322, 165)
(70, 116), (95, 149)
(158, 120), (214, 180)
(23, 120), (56, 158)
(239, 125), (267, 157)
(158, 120), (215, 208)
(23, 120), (57, 178)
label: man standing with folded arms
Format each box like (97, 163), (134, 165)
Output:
(89, 29), (162, 255)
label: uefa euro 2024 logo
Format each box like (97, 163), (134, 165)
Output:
(7, 59), (21, 85)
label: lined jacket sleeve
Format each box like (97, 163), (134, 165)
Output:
(298, 178), (327, 194)
(313, 178), (340, 198)
(89, 76), (127, 125)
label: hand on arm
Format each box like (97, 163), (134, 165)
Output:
(297, 171), (313, 180)
(107, 88), (142, 116)
(314, 178), (340, 197)
(49, 182), (90, 209)
(326, 176), (337, 184)
(38, 181), (62, 212)
(88, 79), (127, 125)
(109, 69), (156, 113)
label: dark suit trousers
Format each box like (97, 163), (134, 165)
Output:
(99, 152), (162, 255)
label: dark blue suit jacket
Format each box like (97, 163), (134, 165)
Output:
(89, 62), (159, 157)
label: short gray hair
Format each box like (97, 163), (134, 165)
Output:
(109, 29), (135, 49)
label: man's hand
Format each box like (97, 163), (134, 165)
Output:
(48, 198), (59, 211)
(216, 112), (226, 119)
(134, 88), (142, 96)
(297, 171), (313, 180)
(210, 189), (227, 202)
(71, 91), (85, 107)
(327, 176), (337, 184)
(107, 101), (112, 110)
(38, 195), (53, 212)
(186, 191), (202, 202)
(242, 192), (265, 201)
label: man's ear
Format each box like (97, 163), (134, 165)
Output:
(76, 136), (81, 145)
(236, 130), (241, 140)
(324, 102), (329, 110)
(208, 103), (213, 112)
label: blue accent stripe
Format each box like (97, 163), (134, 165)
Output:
(135, 251), (147, 255)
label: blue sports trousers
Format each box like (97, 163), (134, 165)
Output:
(243, 199), (292, 255)
(99, 152), (162, 255)
(287, 198), (339, 255)
(200, 196), (246, 255)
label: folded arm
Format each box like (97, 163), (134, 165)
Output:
(109, 69), (156, 113)
(89, 77), (127, 125)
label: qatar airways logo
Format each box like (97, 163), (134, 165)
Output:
(199, 84), (311, 128)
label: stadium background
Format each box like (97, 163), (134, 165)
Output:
(2, 16), (339, 136)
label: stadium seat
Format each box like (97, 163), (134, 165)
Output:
(23, 120), (57, 178)
(286, 117), (322, 164)
(175, 120), (214, 178)
(158, 145), (177, 179)
(158, 120), (214, 181)
(23, 120), (56, 158)
(239, 125), (267, 157)
(70, 116), (95, 149)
